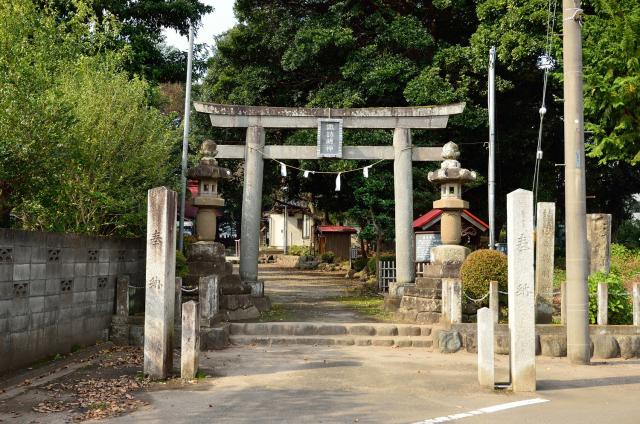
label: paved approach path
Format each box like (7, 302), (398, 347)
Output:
(105, 345), (640, 424)
(256, 265), (381, 322)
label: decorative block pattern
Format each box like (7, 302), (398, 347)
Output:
(0, 248), (13, 263)
(97, 277), (108, 289)
(60, 280), (73, 292)
(88, 250), (98, 262)
(48, 249), (61, 262)
(14, 282), (29, 297)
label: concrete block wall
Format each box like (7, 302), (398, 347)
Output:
(0, 229), (145, 374)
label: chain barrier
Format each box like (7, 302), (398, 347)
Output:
(464, 292), (490, 303)
(181, 286), (199, 293)
(128, 284), (145, 290)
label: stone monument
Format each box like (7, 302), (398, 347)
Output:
(586, 213), (612, 275)
(507, 189), (536, 392)
(535, 202), (555, 323)
(143, 187), (177, 379)
(185, 140), (269, 323)
(396, 142), (476, 323)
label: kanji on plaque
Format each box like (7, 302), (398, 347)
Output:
(317, 119), (343, 158)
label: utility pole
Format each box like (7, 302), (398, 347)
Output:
(562, 0), (590, 364)
(488, 46), (496, 250)
(178, 24), (195, 252)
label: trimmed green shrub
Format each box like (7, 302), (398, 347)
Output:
(352, 257), (368, 272)
(288, 245), (311, 256)
(321, 251), (336, 263)
(587, 271), (633, 324)
(176, 250), (189, 279)
(460, 249), (508, 305)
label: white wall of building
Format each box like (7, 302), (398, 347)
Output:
(268, 212), (312, 249)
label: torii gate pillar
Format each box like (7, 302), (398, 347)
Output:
(390, 128), (415, 296)
(239, 126), (265, 284)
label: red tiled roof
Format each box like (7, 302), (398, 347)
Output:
(463, 210), (489, 230)
(412, 209), (443, 229)
(318, 225), (358, 234)
(413, 209), (488, 231)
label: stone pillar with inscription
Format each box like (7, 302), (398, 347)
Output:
(535, 202), (555, 323)
(586, 213), (612, 275)
(507, 189), (536, 392)
(143, 187), (177, 379)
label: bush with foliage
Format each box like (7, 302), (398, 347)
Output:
(352, 257), (368, 272)
(288, 245), (311, 256)
(610, 243), (640, 285)
(460, 249), (508, 305)
(0, 1), (177, 236)
(587, 271), (632, 324)
(615, 220), (640, 249)
(320, 251), (336, 264)
(366, 255), (396, 274)
(175, 250), (189, 279)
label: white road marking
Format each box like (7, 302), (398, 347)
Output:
(412, 398), (550, 423)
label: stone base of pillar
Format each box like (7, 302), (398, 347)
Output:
(395, 244), (470, 324)
(535, 299), (554, 324)
(185, 241), (270, 322)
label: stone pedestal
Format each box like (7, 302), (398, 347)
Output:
(597, 282), (608, 325)
(507, 189), (536, 392)
(143, 187), (177, 380)
(477, 307), (495, 388)
(535, 202), (555, 323)
(489, 280), (499, 323)
(181, 301), (200, 380)
(395, 245), (469, 324)
(587, 214), (612, 275)
(199, 275), (220, 326)
(186, 241), (264, 322)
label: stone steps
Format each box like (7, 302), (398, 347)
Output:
(228, 322), (433, 348)
(229, 334), (433, 348)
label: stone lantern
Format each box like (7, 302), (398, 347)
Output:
(428, 141), (477, 246)
(187, 140), (231, 241)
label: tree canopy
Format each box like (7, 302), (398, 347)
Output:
(199, 0), (640, 241)
(41, 0), (213, 82)
(0, 0), (178, 235)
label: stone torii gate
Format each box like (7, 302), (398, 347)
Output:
(194, 102), (465, 300)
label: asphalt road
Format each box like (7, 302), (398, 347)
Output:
(104, 345), (640, 424)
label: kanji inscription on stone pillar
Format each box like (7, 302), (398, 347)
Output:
(143, 187), (177, 379)
(507, 189), (536, 392)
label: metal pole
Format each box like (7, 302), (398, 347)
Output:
(178, 25), (195, 252)
(488, 46), (496, 250)
(563, 0), (590, 364)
